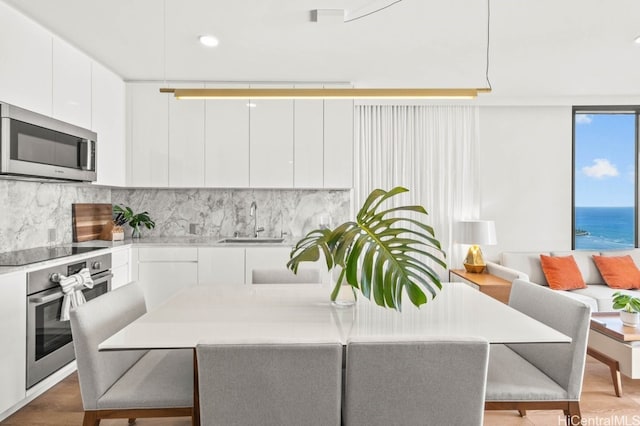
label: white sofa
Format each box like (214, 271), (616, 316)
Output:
(491, 249), (640, 312)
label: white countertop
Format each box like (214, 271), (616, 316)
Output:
(0, 236), (298, 275)
(100, 283), (571, 349)
(72, 236), (298, 248)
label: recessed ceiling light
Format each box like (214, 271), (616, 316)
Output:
(634, 35), (640, 44)
(199, 35), (219, 47)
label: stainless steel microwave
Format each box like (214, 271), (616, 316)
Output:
(0, 102), (97, 182)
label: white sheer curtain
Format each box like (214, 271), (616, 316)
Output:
(354, 105), (480, 277)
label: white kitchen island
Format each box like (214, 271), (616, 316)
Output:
(100, 282), (570, 349)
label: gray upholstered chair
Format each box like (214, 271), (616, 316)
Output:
(196, 342), (342, 426)
(69, 282), (195, 426)
(485, 278), (592, 424)
(251, 268), (321, 284)
(343, 337), (490, 426)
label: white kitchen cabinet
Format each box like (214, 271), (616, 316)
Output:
(127, 83), (169, 187)
(249, 85), (294, 188)
(110, 246), (131, 290)
(198, 247), (245, 285)
(323, 99), (354, 188)
(0, 2), (52, 116)
(245, 246), (323, 284)
(204, 84), (250, 187)
(0, 271), (26, 415)
(52, 37), (92, 129)
(294, 97), (324, 188)
(124, 81), (352, 189)
(92, 61), (126, 187)
(169, 83), (205, 187)
(137, 247), (198, 309)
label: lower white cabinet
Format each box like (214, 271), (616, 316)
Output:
(110, 246), (131, 290)
(245, 247), (323, 284)
(0, 271), (26, 415)
(136, 247), (198, 309)
(198, 247), (245, 285)
(133, 245), (323, 303)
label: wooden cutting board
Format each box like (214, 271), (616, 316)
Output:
(72, 203), (113, 242)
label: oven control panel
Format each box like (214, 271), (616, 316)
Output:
(27, 252), (112, 295)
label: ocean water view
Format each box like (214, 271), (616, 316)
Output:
(575, 207), (635, 250)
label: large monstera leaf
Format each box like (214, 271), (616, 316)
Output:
(287, 187), (446, 311)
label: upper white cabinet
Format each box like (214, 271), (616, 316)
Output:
(126, 82), (353, 189)
(92, 62), (126, 187)
(324, 99), (354, 188)
(205, 84), (250, 187)
(294, 84), (324, 188)
(0, 2), (52, 116)
(127, 83), (169, 187)
(169, 83), (205, 187)
(249, 85), (294, 188)
(52, 37), (92, 129)
(0, 271), (26, 414)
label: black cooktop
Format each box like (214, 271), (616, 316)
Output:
(0, 246), (105, 267)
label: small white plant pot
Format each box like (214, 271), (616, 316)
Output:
(620, 311), (639, 327)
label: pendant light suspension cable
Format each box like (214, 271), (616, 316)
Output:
(485, 0), (492, 91)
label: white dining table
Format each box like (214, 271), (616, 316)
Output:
(99, 282), (570, 350)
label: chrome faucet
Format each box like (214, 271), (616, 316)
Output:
(249, 201), (264, 238)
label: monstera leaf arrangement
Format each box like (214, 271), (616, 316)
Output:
(287, 187), (446, 311)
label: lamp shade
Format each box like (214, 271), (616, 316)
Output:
(457, 220), (497, 245)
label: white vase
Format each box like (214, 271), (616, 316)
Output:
(620, 310), (639, 327)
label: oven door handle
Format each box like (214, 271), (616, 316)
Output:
(30, 271), (113, 303)
(31, 290), (64, 304)
(91, 271), (113, 281)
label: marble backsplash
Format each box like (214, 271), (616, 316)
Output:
(0, 179), (111, 253)
(111, 188), (351, 239)
(0, 179), (351, 253)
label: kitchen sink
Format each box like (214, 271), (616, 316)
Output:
(217, 237), (285, 244)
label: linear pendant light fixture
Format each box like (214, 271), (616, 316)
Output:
(159, 87), (491, 100)
(159, 0), (493, 100)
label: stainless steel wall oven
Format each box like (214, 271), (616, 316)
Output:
(26, 252), (112, 388)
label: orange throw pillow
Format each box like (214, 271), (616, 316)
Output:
(592, 255), (640, 289)
(540, 255), (586, 290)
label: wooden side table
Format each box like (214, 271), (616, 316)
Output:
(588, 312), (640, 397)
(448, 269), (512, 304)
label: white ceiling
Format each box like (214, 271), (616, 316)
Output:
(4, 0), (640, 97)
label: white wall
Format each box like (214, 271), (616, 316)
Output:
(479, 106), (573, 260)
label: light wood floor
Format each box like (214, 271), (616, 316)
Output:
(2, 356), (639, 425)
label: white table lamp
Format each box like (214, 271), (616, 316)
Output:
(457, 220), (497, 273)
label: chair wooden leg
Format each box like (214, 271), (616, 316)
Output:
(518, 409), (526, 417)
(128, 419), (136, 425)
(82, 411), (100, 426)
(567, 402), (581, 425)
(193, 348), (200, 426)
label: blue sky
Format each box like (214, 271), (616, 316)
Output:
(574, 113), (636, 207)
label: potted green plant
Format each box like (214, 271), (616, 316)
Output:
(113, 204), (156, 238)
(612, 292), (640, 327)
(287, 187), (446, 311)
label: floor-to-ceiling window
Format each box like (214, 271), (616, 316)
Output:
(573, 107), (639, 249)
